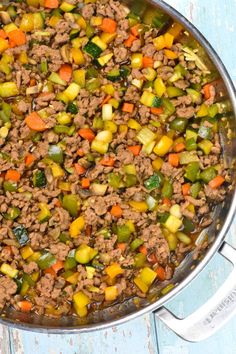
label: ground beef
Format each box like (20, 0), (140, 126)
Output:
(0, 276), (17, 309)
(50, 243), (70, 260)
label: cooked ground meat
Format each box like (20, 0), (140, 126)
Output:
(0, 0), (230, 321)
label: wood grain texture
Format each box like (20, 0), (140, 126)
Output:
(0, 1), (235, 353)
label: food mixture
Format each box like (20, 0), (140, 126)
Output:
(0, 0), (230, 318)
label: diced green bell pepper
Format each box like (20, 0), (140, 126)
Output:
(161, 179), (173, 198)
(116, 225), (131, 243)
(170, 118), (188, 133)
(48, 145), (64, 164)
(37, 252), (56, 270)
(62, 194), (79, 217)
(130, 238), (144, 251)
(190, 182), (201, 198)
(144, 171), (164, 190)
(200, 167), (216, 183)
(186, 138), (197, 151)
(3, 181), (17, 192)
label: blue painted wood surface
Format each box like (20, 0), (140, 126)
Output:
(1, 1), (235, 353)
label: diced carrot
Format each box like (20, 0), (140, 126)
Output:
(142, 56), (154, 68)
(77, 148), (85, 157)
(174, 142), (185, 152)
(182, 183), (190, 196)
(25, 112), (47, 132)
(130, 25), (140, 37)
(100, 95), (112, 107)
(9, 38), (16, 48)
(124, 34), (136, 47)
(78, 128), (95, 142)
(139, 245), (147, 256)
(81, 178), (90, 189)
(100, 18), (117, 33)
(110, 204), (123, 218)
(147, 253), (157, 264)
(127, 145), (141, 156)
(162, 197), (171, 206)
(29, 78), (36, 87)
(59, 64), (72, 82)
(51, 260), (64, 273)
(8, 30), (26, 47)
(116, 243), (127, 252)
(100, 157), (115, 166)
(18, 301), (33, 312)
(55, 199), (61, 207)
(5, 169), (21, 182)
(122, 102), (134, 113)
(74, 163), (86, 175)
(44, 0), (59, 8)
(150, 107), (164, 115)
(25, 153), (35, 166)
(44, 268), (56, 277)
(208, 175), (225, 189)
(0, 30), (7, 39)
(155, 266), (166, 281)
(168, 153), (179, 167)
(203, 83), (213, 100)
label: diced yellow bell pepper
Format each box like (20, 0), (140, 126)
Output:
(4, 23), (18, 33)
(0, 82), (19, 98)
(71, 37), (88, 49)
(127, 119), (142, 130)
(118, 124), (128, 134)
(123, 164), (136, 175)
(18, 51), (28, 64)
(73, 291), (90, 308)
(91, 16), (103, 26)
(20, 245), (34, 260)
(69, 216), (85, 238)
(66, 272), (79, 284)
(197, 103), (208, 117)
(48, 15), (61, 28)
(153, 35), (165, 50)
(71, 48), (85, 65)
(91, 140), (109, 154)
(129, 201), (148, 212)
(154, 77), (166, 97)
(164, 49), (178, 59)
(75, 305), (88, 317)
(187, 204), (195, 214)
(28, 251), (42, 262)
(63, 82), (80, 101)
(131, 53), (143, 69)
(0, 126), (9, 138)
(153, 136), (173, 156)
(76, 14), (87, 30)
(0, 263), (18, 278)
(20, 281), (30, 296)
(73, 69), (86, 87)
(134, 276), (149, 293)
(164, 33), (174, 48)
(140, 267), (157, 286)
(152, 157), (164, 171)
(101, 84), (115, 96)
(0, 38), (9, 54)
(86, 266), (96, 279)
(104, 120), (117, 133)
(20, 14), (34, 31)
(105, 263), (124, 279)
(108, 98), (119, 109)
(58, 181), (71, 191)
(100, 32), (116, 44)
(50, 162), (64, 178)
(60, 1), (76, 12)
(31, 271), (40, 282)
(105, 286), (118, 301)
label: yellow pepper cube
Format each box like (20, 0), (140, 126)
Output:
(60, 1), (76, 12)
(164, 32), (174, 48)
(105, 263), (124, 279)
(48, 15), (61, 28)
(125, 220), (135, 233)
(73, 291), (90, 309)
(73, 69), (86, 87)
(140, 267), (157, 286)
(50, 162), (64, 178)
(153, 35), (166, 50)
(154, 77), (166, 98)
(74, 305), (88, 317)
(20, 245), (34, 260)
(66, 272), (79, 284)
(71, 48), (85, 65)
(100, 32), (116, 44)
(197, 103), (209, 117)
(18, 51), (28, 64)
(134, 276), (149, 293)
(152, 157), (163, 171)
(129, 201), (148, 212)
(105, 286), (118, 301)
(0, 38), (9, 54)
(131, 53), (143, 69)
(4, 23), (18, 33)
(0, 82), (19, 98)
(153, 136), (173, 156)
(69, 216), (85, 238)
(91, 16), (103, 26)
(164, 49), (178, 60)
(0, 263), (18, 278)
(164, 214), (182, 234)
(127, 119), (142, 130)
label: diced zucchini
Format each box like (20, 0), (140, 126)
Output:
(0, 263), (18, 278)
(63, 83), (80, 101)
(137, 127), (156, 145)
(164, 214), (182, 233)
(84, 41), (102, 58)
(97, 53), (113, 66)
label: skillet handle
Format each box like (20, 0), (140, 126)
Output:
(154, 241), (236, 342)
